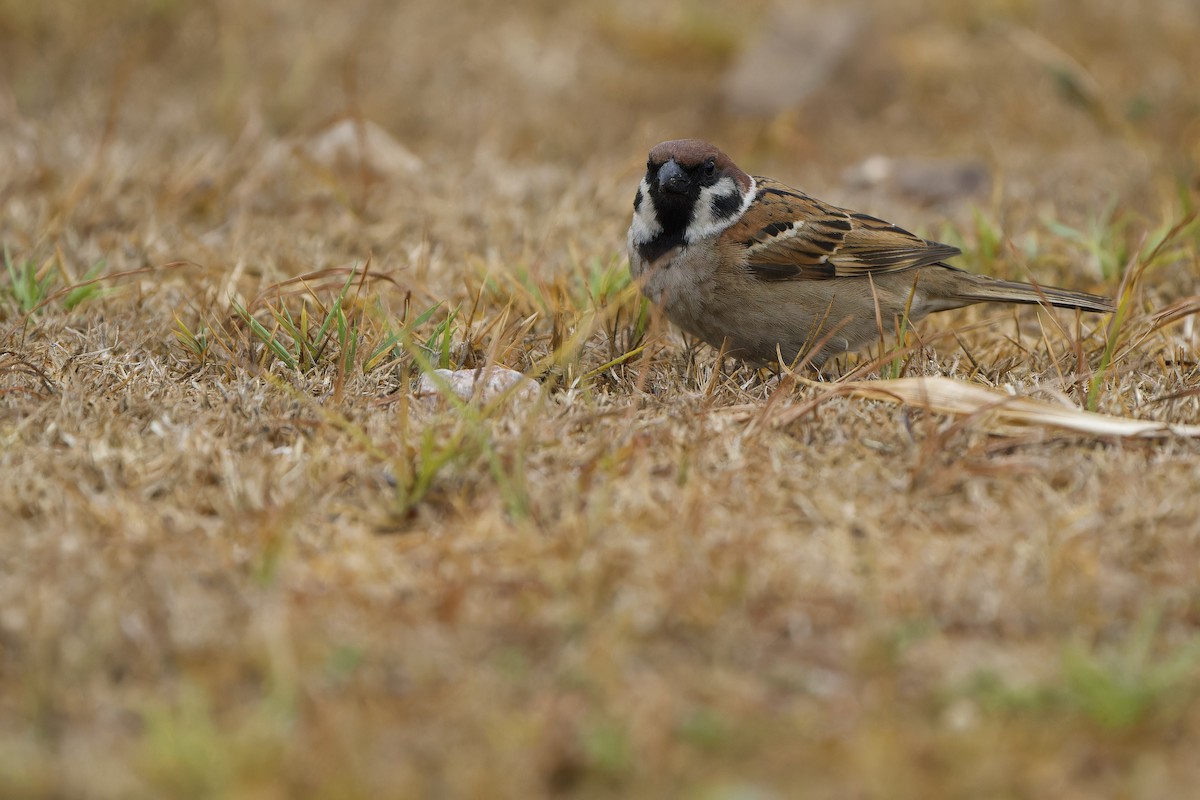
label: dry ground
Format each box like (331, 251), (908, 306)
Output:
(3, 0), (1200, 797)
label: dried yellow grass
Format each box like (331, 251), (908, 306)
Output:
(2, 1), (1200, 799)
(792, 376), (1200, 438)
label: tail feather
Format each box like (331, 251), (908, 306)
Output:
(952, 272), (1115, 314)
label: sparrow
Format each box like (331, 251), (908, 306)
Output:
(627, 139), (1114, 367)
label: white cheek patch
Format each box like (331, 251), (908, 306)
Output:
(685, 176), (756, 243)
(629, 178), (663, 245)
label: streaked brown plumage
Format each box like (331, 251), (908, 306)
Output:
(627, 139), (1114, 367)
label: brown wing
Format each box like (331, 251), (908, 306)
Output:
(726, 177), (961, 281)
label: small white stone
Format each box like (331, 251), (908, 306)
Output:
(302, 118), (423, 177)
(415, 366), (539, 406)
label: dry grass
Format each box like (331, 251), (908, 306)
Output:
(3, 0), (1200, 797)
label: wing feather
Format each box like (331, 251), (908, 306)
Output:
(726, 178), (961, 281)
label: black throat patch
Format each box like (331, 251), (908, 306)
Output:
(637, 230), (685, 265)
(649, 186), (694, 238)
(638, 181), (696, 266)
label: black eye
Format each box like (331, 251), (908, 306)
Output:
(646, 159), (655, 173)
(703, 159), (716, 178)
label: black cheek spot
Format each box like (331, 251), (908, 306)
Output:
(634, 188), (643, 211)
(710, 191), (742, 220)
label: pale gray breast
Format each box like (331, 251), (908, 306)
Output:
(641, 245), (722, 325)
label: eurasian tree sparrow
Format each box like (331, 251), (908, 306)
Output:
(627, 139), (1114, 367)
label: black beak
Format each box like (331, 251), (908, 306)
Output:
(657, 160), (690, 194)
